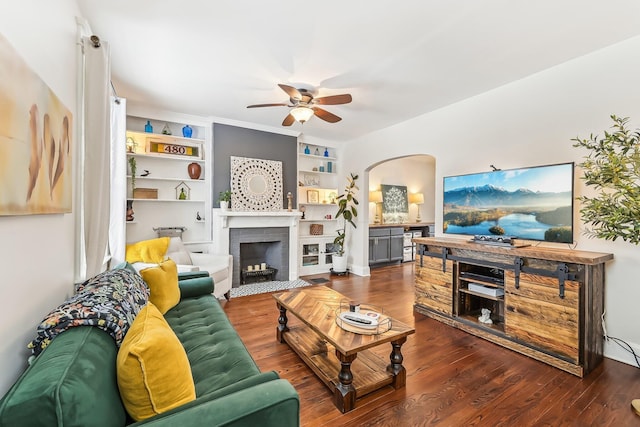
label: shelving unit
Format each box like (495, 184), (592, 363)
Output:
(297, 141), (339, 274)
(125, 113), (211, 244)
(456, 263), (505, 331)
(298, 206), (339, 275)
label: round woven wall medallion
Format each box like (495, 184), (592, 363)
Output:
(230, 156), (283, 211)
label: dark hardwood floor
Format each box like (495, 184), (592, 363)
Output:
(221, 263), (640, 426)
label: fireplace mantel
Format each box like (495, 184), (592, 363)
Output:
(215, 210), (302, 228)
(211, 209), (302, 281)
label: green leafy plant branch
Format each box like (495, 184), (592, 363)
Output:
(128, 156), (137, 194)
(334, 173), (359, 256)
(572, 115), (640, 244)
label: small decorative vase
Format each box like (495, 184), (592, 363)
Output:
(304, 145), (310, 155)
(187, 162), (202, 179)
(144, 120), (153, 133)
(182, 125), (193, 138)
(324, 148), (329, 157)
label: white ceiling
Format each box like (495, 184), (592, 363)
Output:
(78, 0), (640, 142)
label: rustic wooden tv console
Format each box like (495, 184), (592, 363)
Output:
(412, 237), (613, 377)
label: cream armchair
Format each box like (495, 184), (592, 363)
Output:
(187, 252), (232, 300)
(166, 238), (233, 300)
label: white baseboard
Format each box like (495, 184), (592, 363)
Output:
(604, 338), (640, 368)
(349, 263), (370, 277)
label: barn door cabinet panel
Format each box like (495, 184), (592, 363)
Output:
(504, 270), (580, 363)
(414, 253), (454, 316)
(412, 237), (613, 377)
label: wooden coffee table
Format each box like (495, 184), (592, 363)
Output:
(273, 286), (415, 413)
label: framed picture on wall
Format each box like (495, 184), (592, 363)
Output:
(381, 184), (409, 224)
(307, 190), (320, 204)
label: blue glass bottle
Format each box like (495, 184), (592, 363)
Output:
(182, 125), (193, 138)
(324, 148), (329, 157)
(304, 145), (310, 155)
(144, 120), (153, 133)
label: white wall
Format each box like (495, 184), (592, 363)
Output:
(368, 155), (436, 224)
(341, 35), (640, 367)
(0, 1), (80, 395)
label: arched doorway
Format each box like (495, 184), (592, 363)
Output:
(366, 154), (436, 226)
(356, 154), (436, 275)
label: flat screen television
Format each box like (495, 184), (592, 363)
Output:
(443, 162), (574, 243)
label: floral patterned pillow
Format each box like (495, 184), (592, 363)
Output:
(28, 268), (150, 358)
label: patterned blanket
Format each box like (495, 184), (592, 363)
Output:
(28, 267), (149, 358)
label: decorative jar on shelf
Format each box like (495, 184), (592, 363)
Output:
(304, 145), (310, 155)
(144, 120), (153, 133)
(187, 162), (202, 180)
(182, 124), (193, 138)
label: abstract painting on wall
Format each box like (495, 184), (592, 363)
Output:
(0, 34), (72, 215)
(381, 184), (408, 224)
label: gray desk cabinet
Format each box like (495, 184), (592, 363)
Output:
(369, 226), (404, 265)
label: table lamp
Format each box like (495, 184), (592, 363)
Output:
(369, 190), (383, 224)
(409, 193), (424, 223)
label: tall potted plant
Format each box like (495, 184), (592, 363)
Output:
(332, 173), (359, 273)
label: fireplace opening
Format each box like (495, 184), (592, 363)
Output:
(229, 226), (290, 287)
(240, 241), (281, 284)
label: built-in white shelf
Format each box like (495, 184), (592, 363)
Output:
(127, 152), (205, 163)
(299, 153), (337, 161)
(299, 169), (336, 175)
(131, 198), (205, 203)
(127, 130), (205, 144)
(127, 175), (205, 183)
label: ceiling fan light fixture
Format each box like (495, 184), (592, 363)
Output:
(290, 106), (314, 123)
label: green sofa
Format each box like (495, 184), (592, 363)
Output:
(0, 272), (299, 426)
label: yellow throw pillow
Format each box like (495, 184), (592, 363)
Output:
(140, 259), (180, 314)
(125, 237), (170, 264)
(116, 302), (196, 421)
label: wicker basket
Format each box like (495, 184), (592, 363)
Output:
(310, 224), (324, 235)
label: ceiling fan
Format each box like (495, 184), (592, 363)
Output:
(247, 84), (352, 126)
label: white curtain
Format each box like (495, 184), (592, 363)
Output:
(79, 36), (111, 279)
(109, 97), (126, 266)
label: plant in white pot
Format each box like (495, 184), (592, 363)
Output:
(332, 173), (359, 273)
(219, 190), (231, 210)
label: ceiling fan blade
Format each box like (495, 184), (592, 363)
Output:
(313, 94), (352, 105)
(312, 107), (342, 123)
(246, 103), (289, 108)
(278, 84), (302, 101)
(282, 113), (295, 126)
